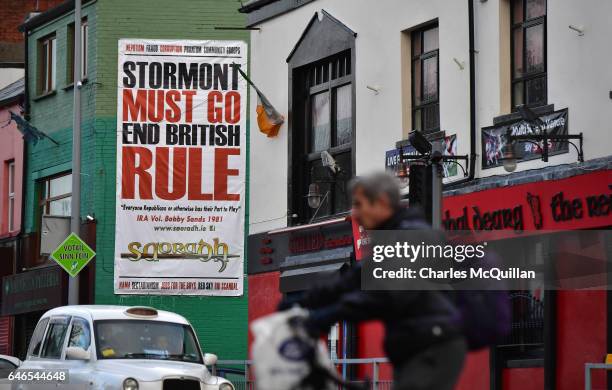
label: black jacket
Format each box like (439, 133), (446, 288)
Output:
(296, 208), (461, 364)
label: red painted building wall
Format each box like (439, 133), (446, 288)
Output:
(455, 350), (490, 390)
(248, 170), (612, 388)
(445, 170), (611, 389)
(557, 290), (607, 390)
(0, 102), (23, 237)
(247, 272), (282, 351)
(0, 89), (25, 358)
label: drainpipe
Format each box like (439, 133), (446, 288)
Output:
(445, 0), (477, 190)
(18, 28), (30, 275)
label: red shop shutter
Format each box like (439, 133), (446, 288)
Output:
(0, 316), (13, 355)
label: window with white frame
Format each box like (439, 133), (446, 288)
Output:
(40, 173), (72, 222)
(81, 19), (88, 79)
(7, 161), (15, 232)
(39, 34), (56, 94)
(68, 18), (88, 83)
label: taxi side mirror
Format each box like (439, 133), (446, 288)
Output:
(65, 346), (90, 361)
(203, 353), (218, 366)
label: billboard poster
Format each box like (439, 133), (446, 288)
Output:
(114, 39), (247, 296)
(441, 134), (457, 178)
(482, 108), (569, 169)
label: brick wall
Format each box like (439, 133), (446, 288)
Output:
(1, 0), (65, 43)
(0, 0), (65, 63)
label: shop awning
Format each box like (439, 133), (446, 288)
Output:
(279, 246), (353, 293)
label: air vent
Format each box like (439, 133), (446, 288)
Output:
(125, 307), (158, 318)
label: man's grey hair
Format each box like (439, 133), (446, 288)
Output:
(349, 172), (402, 210)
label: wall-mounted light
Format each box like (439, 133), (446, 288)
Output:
(502, 141), (521, 173)
(306, 183), (322, 209)
(408, 130), (433, 154)
(503, 105), (584, 173)
(305, 183), (330, 223)
(396, 132), (469, 177)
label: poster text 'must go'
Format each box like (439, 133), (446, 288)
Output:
(120, 61), (243, 202)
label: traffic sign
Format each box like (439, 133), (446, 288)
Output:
(50, 233), (96, 277)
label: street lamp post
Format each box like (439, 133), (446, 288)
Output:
(69, 0), (83, 305)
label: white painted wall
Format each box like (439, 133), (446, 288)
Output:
(475, 0), (612, 178)
(0, 68), (24, 90)
(247, 0), (612, 234)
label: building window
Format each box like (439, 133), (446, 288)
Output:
(288, 12), (355, 225)
(40, 173), (72, 221)
(38, 34), (56, 94)
(490, 235), (547, 374)
(511, 0), (546, 108)
(297, 51), (353, 222)
(6, 161), (15, 232)
(412, 23), (439, 134)
(68, 18), (88, 83)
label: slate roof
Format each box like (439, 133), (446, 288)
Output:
(0, 78), (24, 107)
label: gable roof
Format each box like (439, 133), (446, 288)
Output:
(0, 78), (24, 107)
(238, 0), (281, 13)
(286, 10), (356, 65)
(19, 0), (93, 32)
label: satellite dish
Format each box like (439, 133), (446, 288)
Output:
(321, 150), (339, 174)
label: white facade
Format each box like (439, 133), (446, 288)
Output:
(246, 0), (612, 235)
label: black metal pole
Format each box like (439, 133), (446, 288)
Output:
(542, 128), (549, 162)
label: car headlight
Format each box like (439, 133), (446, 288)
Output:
(219, 383), (234, 390)
(123, 378), (139, 390)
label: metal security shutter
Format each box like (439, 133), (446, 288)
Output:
(0, 316), (13, 355)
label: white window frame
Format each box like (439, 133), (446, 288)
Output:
(80, 19), (88, 79)
(40, 35), (56, 94)
(7, 161), (15, 232)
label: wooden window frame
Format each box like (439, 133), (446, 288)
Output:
(510, 0), (547, 109)
(287, 12), (357, 227)
(411, 23), (440, 134)
(296, 51), (354, 223)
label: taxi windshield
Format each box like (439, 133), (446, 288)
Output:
(94, 320), (202, 363)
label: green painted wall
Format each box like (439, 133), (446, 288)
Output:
(93, 0), (249, 361)
(25, 0), (249, 360)
(24, 2), (98, 232)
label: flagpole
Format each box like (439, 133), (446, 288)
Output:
(69, 0), (82, 306)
